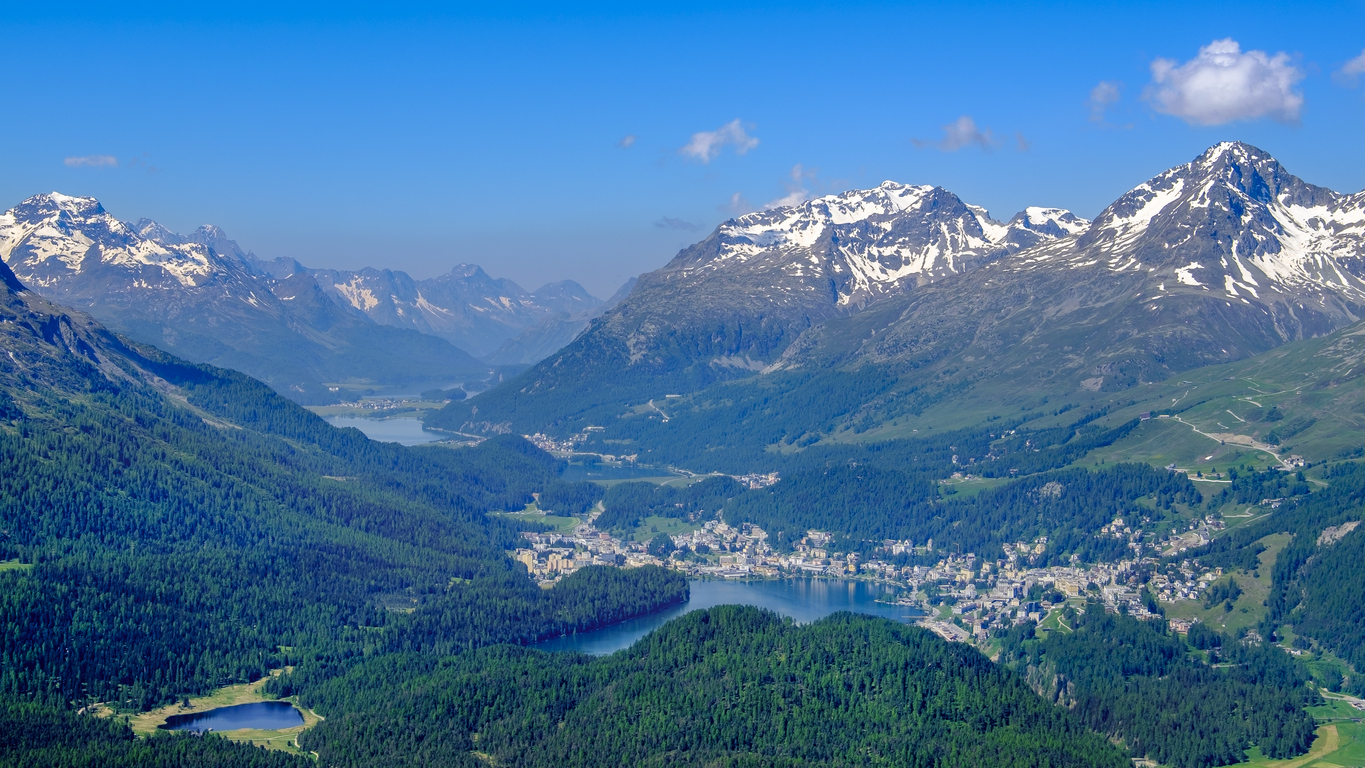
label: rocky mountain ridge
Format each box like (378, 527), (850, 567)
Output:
(303, 262), (603, 358)
(431, 142), (1365, 441)
(695, 182), (1088, 308)
(787, 142), (1365, 385)
(0, 194), (489, 402)
(430, 180), (1092, 429)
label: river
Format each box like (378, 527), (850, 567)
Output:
(533, 578), (922, 655)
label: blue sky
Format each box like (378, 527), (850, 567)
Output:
(3, 1), (1363, 296)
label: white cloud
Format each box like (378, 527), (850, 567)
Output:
(616, 134), (637, 149)
(1088, 81), (1122, 122)
(1333, 49), (1365, 87)
(718, 192), (754, 217)
(912, 116), (1002, 152)
(64, 155), (118, 168)
(653, 216), (698, 231)
(1146, 38), (1304, 125)
(679, 119), (759, 163)
(764, 164), (815, 210)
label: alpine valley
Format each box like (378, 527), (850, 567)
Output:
(4, 141), (1365, 768)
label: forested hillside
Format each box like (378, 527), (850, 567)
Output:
(0, 242), (1349, 768)
(1001, 608), (1319, 768)
(277, 607), (1130, 768)
(0, 700), (305, 768)
(0, 264), (686, 765)
(595, 476), (746, 531)
(724, 463), (1199, 561)
(1191, 463), (1365, 683)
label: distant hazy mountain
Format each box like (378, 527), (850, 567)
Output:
(0, 194), (488, 402)
(134, 218), (256, 265)
(431, 142), (1365, 439)
(486, 276), (638, 365)
(295, 263), (602, 358)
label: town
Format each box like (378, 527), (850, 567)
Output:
(510, 504), (1230, 648)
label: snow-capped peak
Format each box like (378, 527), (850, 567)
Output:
(0, 193), (236, 289)
(43, 191), (101, 211)
(134, 218), (185, 245)
(1036, 142), (1365, 303)
(1016, 207), (1090, 236)
(667, 181), (1088, 307)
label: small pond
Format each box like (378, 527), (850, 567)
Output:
(162, 701), (304, 733)
(534, 578), (922, 656)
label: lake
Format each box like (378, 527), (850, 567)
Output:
(324, 415), (445, 446)
(163, 701), (303, 733)
(534, 578), (922, 655)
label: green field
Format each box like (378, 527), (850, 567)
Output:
(1228, 695), (1365, 767)
(1075, 417), (1262, 473)
(623, 515), (701, 543)
(938, 475), (1013, 498)
(492, 507), (582, 533)
(1034, 600), (1085, 637)
(0, 560), (32, 573)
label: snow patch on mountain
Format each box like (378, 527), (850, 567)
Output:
(0, 194), (222, 288)
(334, 279), (380, 311)
(1062, 141), (1365, 303)
(678, 181), (1089, 307)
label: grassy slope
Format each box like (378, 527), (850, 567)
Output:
(1164, 533), (1289, 636)
(1057, 323), (1365, 469)
(839, 321), (1365, 471)
(517, 319), (1365, 485)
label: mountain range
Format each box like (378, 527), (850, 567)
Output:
(431, 142), (1365, 454)
(248, 256), (620, 360)
(0, 194), (620, 401)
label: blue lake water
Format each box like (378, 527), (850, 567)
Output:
(324, 416), (445, 446)
(163, 702), (303, 733)
(533, 578), (922, 655)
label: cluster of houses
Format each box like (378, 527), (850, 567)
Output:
(524, 429), (639, 464)
(513, 519), (780, 582)
(509, 501), (1230, 652)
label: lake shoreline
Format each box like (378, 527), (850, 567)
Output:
(94, 668), (322, 756)
(532, 577), (924, 656)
